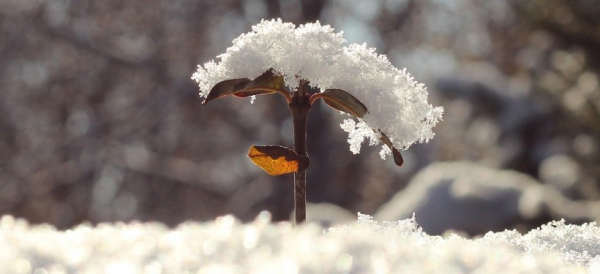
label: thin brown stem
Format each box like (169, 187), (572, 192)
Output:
(289, 80), (311, 224)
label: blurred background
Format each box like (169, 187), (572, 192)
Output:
(0, 0), (599, 235)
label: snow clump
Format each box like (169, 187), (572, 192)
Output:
(192, 19), (443, 158)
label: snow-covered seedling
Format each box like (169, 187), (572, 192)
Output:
(192, 19), (443, 224)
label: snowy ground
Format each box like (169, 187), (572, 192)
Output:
(2, 213), (600, 273)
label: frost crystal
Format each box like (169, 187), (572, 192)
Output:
(192, 19), (443, 154)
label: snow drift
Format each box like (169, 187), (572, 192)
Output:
(2, 213), (600, 273)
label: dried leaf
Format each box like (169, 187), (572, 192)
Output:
(203, 69), (291, 104)
(390, 147), (404, 167)
(202, 78), (252, 105)
(236, 69), (291, 101)
(243, 69), (286, 93)
(320, 89), (368, 118)
(380, 132), (404, 167)
(231, 89), (276, 98)
(248, 145), (309, 176)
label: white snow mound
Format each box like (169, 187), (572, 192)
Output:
(192, 19), (443, 156)
(2, 213), (600, 273)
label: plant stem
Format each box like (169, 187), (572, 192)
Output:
(289, 80), (311, 224)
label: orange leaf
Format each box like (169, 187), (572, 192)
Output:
(247, 145), (309, 176)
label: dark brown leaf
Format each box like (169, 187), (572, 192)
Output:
(236, 69), (291, 101)
(380, 132), (404, 167)
(203, 69), (291, 104)
(243, 69), (286, 93)
(202, 78), (251, 105)
(319, 89), (368, 118)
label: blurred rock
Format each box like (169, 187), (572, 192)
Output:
(377, 161), (600, 235)
(376, 162), (545, 235)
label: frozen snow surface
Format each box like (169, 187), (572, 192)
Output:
(2, 214), (600, 273)
(192, 19), (443, 157)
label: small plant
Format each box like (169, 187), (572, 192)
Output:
(193, 19), (443, 224)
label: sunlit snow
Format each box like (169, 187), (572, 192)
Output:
(192, 19), (443, 158)
(2, 213), (600, 273)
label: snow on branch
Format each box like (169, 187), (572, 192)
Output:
(192, 19), (443, 157)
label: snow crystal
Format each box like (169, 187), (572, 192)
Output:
(340, 119), (380, 155)
(2, 213), (600, 273)
(192, 19), (443, 155)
